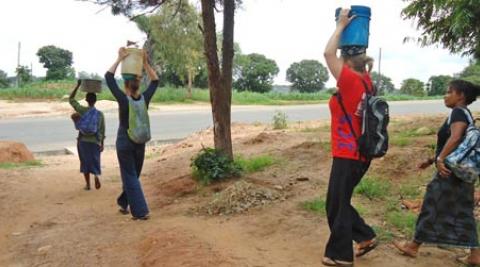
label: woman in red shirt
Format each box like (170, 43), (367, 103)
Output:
(321, 8), (377, 267)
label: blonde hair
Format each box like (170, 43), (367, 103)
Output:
(343, 54), (374, 73)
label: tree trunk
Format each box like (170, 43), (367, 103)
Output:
(200, 0), (234, 159)
(187, 68), (193, 98)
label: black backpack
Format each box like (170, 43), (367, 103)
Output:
(336, 80), (389, 159)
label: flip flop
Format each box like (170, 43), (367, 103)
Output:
(83, 185), (91, 191)
(321, 257), (353, 267)
(132, 214), (150, 221)
(118, 207), (129, 215)
(94, 177), (101, 190)
(356, 239), (378, 257)
(456, 255), (480, 267)
(392, 241), (417, 258)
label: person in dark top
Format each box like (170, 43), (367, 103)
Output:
(69, 80), (106, 191)
(393, 79), (480, 266)
(105, 47), (159, 220)
(322, 8), (377, 267)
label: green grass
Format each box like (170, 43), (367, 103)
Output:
(0, 160), (42, 169)
(1, 81), (444, 104)
(389, 136), (412, 147)
(302, 198), (326, 215)
(354, 176), (391, 200)
(399, 184), (422, 198)
(371, 225), (395, 242)
(235, 154), (277, 173)
(385, 210), (417, 238)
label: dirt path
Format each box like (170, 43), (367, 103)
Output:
(0, 122), (469, 267)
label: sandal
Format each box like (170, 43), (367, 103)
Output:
(132, 214), (150, 221)
(118, 207), (129, 215)
(456, 255), (480, 267)
(355, 239), (378, 257)
(392, 241), (418, 258)
(321, 257), (353, 267)
(94, 177), (101, 190)
(84, 185), (91, 191)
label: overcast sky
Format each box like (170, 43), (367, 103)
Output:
(0, 0), (470, 88)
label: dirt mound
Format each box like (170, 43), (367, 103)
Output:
(0, 141), (34, 163)
(243, 131), (285, 145)
(291, 141), (322, 150)
(150, 175), (197, 207)
(197, 180), (284, 215)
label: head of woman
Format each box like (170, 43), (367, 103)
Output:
(444, 79), (480, 108)
(124, 78), (140, 94)
(86, 93), (97, 107)
(342, 53), (374, 74)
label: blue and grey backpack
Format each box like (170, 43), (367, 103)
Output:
(75, 107), (99, 136)
(445, 108), (480, 183)
(127, 95), (151, 144)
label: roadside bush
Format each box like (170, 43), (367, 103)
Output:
(191, 147), (242, 185)
(272, 110), (288, 129)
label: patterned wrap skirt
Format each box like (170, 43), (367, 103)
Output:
(414, 172), (478, 248)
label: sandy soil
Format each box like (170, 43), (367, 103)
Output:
(0, 109), (472, 267)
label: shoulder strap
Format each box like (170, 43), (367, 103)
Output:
(447, 107), (473, 126)
(361, 79), (374, 96)
(335, 93), (358, 140)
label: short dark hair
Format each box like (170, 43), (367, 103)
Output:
(125, 79), (140, 93)
(86, 93), (97, 105)
(449, 79), (480, 105)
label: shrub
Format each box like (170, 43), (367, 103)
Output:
(272, 110), (288, 129)
(191, 147), (242, 185)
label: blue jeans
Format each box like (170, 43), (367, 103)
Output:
(115, 128), (149, 217)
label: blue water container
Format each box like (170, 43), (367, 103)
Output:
(335, 5), (371, 48)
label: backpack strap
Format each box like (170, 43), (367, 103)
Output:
(447, 107), (474, 126)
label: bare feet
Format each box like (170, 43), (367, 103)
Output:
(392, 240), (419, 258)
(456, 255), (480, 266)
(94, 176), (101, 190)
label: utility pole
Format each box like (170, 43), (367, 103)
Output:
(16, 42), (21, 88)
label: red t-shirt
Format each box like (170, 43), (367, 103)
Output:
(329, 65), (372, 160)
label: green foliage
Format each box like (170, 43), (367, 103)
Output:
(0, 160), (42, 169)
(36, 45), (74, 80)
(459, 61), (480, 86)
(0, 70), (9, 88)
(235, 155), (277, 173)
(191, 148), (242, 185)
(142, 2), (204, 89)
(354, 176), (391, 199)
(272, 110), (288, 129)
(302, 198), (326, 215)
(402, 0), (480, 59)
(16, 65), (32, 86)
(400, 78), (425, 96)
(371, 71), (395, 95)
(234, 53), (279, 93)
(286, 60), (329, 92)
(427, 75), (452, 96)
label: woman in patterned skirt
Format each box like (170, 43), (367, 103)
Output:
(393, 79), (480, 266)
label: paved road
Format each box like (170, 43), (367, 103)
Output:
(2, 100), (480, 152)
